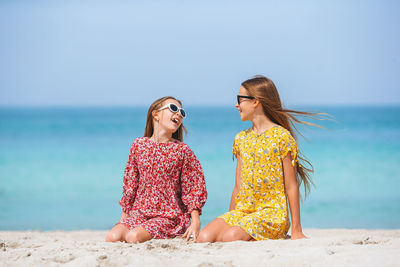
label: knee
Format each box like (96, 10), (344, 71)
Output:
(125, 231), (140, 243)
(221, 228), (244, 242)
(196, 230), (215, 243)
(105, 231), (121, 242)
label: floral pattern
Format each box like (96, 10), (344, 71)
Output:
(219, 126), (298, 240)
(118, 137), (207, 239)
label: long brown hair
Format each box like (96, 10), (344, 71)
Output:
(144, 96), (187, 141)
(242, 75), (324, 198)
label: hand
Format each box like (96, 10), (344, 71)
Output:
(291, 230), (307, 240)
(182, 220), (200, 242)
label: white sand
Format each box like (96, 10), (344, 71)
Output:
(0, 229), (399, 267)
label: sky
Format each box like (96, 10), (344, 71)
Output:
(0, 0), (399, 107)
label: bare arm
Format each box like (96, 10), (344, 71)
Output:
(283, 152), (306, 240)
(183, 210), (200, 241)
(229, 156), (242, 211)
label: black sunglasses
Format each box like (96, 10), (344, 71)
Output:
(237, 95), (255, 105)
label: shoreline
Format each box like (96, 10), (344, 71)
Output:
(1, 229), (399, 266)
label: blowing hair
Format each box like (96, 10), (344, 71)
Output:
(144, 96), (187, 142)
(242, 75), (324, 198)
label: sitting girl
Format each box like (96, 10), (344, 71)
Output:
(106, 96), (207, 243)
(198, 75), (316, 242)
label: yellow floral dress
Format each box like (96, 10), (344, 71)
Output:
(219, 125), (298, 240)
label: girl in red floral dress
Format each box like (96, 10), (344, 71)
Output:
(106, 96), (207, 243)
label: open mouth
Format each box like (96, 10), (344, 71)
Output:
(171, 118), (180, 125)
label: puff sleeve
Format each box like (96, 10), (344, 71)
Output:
(180, 145), (207, 215)
(119, 141), (139, 214)
(279, 130), (299, 166)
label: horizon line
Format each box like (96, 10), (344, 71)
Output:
(1, 103), (400, 109)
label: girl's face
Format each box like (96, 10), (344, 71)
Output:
(154, 99), (183, 134)
(235, 86), (255, 121)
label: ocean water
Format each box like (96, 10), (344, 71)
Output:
(0, 106), (399, 230)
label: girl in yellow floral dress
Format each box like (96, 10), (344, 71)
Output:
(198, 75), (316, 242)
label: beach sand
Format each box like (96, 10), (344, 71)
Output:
(0, 229), (399, 266)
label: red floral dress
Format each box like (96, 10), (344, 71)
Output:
(118, 137), (207, 239)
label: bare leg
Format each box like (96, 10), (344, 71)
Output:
(124, 227), (152, 243)
(106, 223), (129, 242)
(196, 218), (231, 243)
(221, 226), (253, 242)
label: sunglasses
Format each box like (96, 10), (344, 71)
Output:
(158, 103), (186, 118)
(237, 95), (255, 105)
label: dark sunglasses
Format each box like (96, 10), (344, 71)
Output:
(237, 95), (255, 105)
(158, 103), (186, 118)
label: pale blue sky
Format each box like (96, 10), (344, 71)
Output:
(0, 0), (399, 107)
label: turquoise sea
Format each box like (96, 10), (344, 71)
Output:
(0, 106), (399, 230)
